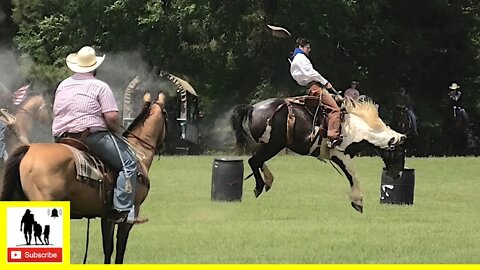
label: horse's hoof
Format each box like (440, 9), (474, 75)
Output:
(265, 185), (271, 192)
(254, 188), (262, 198)
(351, 202), (363, 213)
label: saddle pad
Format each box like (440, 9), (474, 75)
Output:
(63, 144), (104, 183)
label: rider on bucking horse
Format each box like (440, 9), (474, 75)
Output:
(289, 37), (342, 148)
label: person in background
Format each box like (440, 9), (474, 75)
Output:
(52, 46), (138, 223)
(447, 82), (468, 120)
(393, 86), (418, 135)
(344, 80), (360, 100)
(289, 37), (342, 148)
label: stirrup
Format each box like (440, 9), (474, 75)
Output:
(327, 137), (343, 148)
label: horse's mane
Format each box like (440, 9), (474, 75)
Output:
(345, 98), (386, 130)
(123, 101), (151, 136)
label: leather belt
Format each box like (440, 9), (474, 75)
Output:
(58, 132), (84, 140)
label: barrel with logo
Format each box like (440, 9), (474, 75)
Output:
(211, 158), (244, 202)
(379, 167), (415, 205)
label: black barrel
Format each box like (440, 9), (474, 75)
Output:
(379, 168), (415, 205)
(211, 158), (244, 202)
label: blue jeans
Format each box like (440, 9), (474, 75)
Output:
(84, 131), (138, 212)
(0, 122), (5, 159)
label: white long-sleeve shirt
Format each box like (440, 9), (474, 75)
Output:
(290, 53), (328, 86)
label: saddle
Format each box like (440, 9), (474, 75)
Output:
(58, 138), (150, 217)
(287, 95), (343, 139)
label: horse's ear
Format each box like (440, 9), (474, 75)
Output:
(143, 91), (151, 103)
(157, 92), (166, 107)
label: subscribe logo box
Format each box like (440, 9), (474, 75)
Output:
(6, 206), (65, 264)
(8, 248), (62, 263)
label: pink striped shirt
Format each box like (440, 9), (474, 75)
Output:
(52, 73), (118, 136)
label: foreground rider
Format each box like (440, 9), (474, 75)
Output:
(52, 46), (137, 223)
(289, 37), (342, 147)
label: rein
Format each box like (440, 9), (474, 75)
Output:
(122, 127), (158, 154)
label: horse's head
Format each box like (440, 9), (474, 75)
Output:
(123, 92), (167, 167)
(341, 99), (407, 178)
(15, 94), (53, 127)
(4, 94), (53, 149)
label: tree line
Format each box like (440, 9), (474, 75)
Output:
(1, 0), (479, 155)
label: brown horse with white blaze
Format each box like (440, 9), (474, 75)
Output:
(1, 92), (166, 264)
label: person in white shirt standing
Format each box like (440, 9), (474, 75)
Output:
(290, 37), (342, 147)
(344, 80), (360, 101)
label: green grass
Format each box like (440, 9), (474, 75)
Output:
(70, 155), (480, 264)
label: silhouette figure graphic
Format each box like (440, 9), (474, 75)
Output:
(43, 225), (50, 245)
(20, 209), (35, 245)
(33, 221), (44, 245)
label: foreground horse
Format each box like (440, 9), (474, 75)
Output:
(1, 93), (166, 264)
(231, 97), (406, 212)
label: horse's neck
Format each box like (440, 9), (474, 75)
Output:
(14, 113), (33, 137)
(127, 107), (165, 170)
(15, 97), (52, 140)
(342, 114), (373, 140)
(5, 128), (27, 155)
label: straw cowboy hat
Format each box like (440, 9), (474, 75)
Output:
(66, 46), (105, 73)
(449, 82), (460, 90)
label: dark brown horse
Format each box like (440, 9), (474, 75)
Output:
(231, 97), (406, 212)
(391, 105), (414, 136)
(443, 106), (469, 156)
(1, 92), (166, 264)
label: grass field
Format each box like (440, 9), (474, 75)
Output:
(70, 155), (480, 264)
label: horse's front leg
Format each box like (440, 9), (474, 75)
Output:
(101, 218), (115, 264)
(329, 150), (363, 213)
(115, 222), (134, 264)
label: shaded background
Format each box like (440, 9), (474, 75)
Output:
(1, 0), (479, 156)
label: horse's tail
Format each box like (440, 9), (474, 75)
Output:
(230, 104), (254, 154)
(0, 145), (30, 201)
